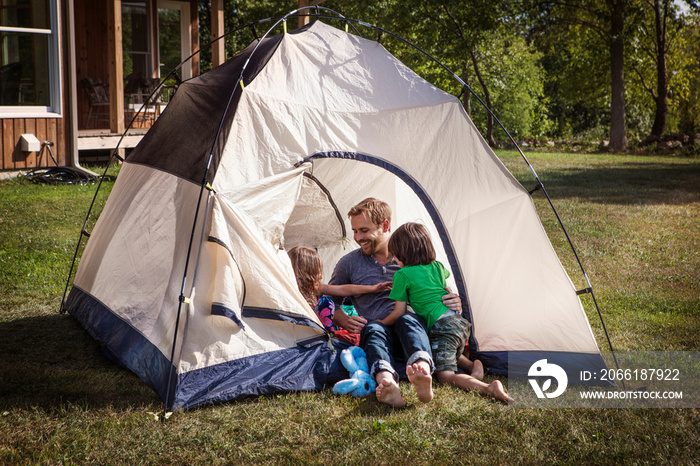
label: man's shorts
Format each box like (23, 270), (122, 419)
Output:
(429, 314), (472, 373)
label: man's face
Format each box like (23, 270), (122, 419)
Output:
(350, 213), (387, 256)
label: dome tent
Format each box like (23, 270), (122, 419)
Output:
(64, 17), (609, 411)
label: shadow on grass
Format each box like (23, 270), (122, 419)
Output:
(534, 162), (700, 205)
(0, 314), (159, 411)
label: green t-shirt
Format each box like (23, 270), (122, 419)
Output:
(388, 261), (450, 330)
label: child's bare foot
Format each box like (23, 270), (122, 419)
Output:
(471, 360), (484, 380)
(376, 379), (406, 408)
(406, 363), (433, 403)
(486, 380), (513, 404)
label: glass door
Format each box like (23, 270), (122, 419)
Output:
(157, 0), (191, 81)
(122, 1), (151, 85)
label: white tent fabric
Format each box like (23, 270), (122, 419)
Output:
(205, 165), (320, 329)
(182, 165), (323, 373)
(65, 20), (607, 410)
(72, 162), (206, 362)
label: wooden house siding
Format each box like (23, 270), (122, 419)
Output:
(1, 117), (66, 171)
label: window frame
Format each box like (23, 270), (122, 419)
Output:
(0, 0), (62, 118)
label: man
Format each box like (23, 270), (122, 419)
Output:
(329, 198), (462, 407)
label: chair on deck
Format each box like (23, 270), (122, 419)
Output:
(125, 74), (165, 126)
(81, 77), (110, 128)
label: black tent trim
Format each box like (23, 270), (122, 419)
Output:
(242, 306), (326, 333)
(174, 336), (340, 410)
(211, 303), (246, 330)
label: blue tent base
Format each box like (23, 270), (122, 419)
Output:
(65, 286), (176, 403)
(476, 350), (614, 386)
(174, 336), (351, 410)
(64, 286), (353, 411)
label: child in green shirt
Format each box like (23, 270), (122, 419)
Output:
(381, 222), (511, 403)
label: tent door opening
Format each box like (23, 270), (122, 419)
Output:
(292, 151), (476, 351)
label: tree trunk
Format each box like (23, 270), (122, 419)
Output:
(649, 0), (668, 139)
(608, 0), (629, 151)
(470, 49), (497, 148)
(461, 61), (472, 116)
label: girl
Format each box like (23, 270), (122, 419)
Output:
(382, 222), (511, 403)
(287, 246), (391, 345)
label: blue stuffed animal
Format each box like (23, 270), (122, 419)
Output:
(332, 346), (376, 397)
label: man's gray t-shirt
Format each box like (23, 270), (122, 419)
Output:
(328, 249), (400, 322)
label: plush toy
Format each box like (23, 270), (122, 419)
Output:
(332, 346), (376, 397)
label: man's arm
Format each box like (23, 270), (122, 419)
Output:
(332, 307), (367, 334)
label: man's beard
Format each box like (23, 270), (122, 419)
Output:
(360, 237), (380, 256)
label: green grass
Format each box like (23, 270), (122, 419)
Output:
(1, 154), (699, 464)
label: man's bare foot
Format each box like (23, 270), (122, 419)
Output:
(485, 380), (513, 404)
(471, 360), (484, 380)
(406, 363), (433, 403)
(376, 379), (406, 408)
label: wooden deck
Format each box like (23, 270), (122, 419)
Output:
(77, 128), (149, 151)
(77, 128), (151, 164)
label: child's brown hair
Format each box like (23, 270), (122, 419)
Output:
(388, 222), (436, 267)
(287, 246), (322, 308)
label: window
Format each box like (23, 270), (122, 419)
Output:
(0, 0), (61, 116)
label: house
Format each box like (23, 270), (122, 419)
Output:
(0, 0), (230, 176)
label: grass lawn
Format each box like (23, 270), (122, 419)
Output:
(1, 153), (699, 464)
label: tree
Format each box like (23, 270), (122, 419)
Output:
(628, 0), (686, 141)
(460, 27), (549, 142)
(526, 0), (630, 150)
(197, 0), (296, 73)
(608, 0), (630, 150)
(673, 15), (700, 134)
(419, 1), (505, 146)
